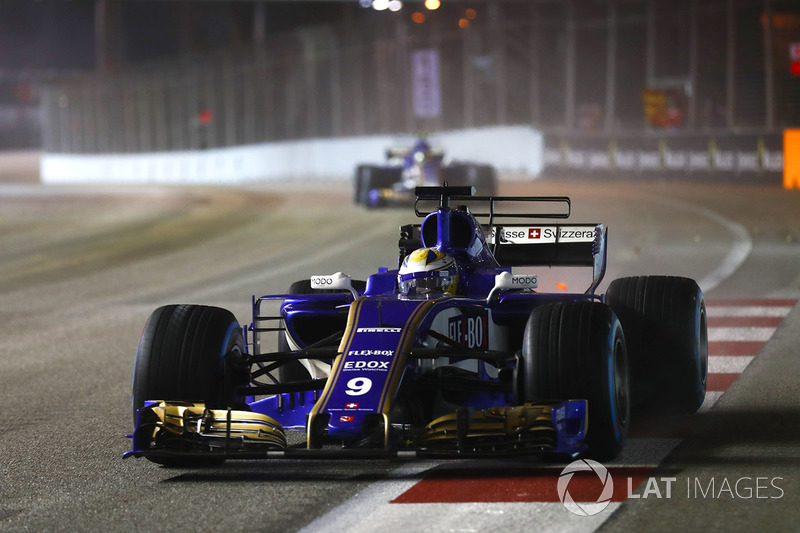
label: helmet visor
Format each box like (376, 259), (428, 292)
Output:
(398, 270), (455, 295)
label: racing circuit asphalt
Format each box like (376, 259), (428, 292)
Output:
(0, 159), (799, 532)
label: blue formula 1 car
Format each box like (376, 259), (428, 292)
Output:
(353, 138), (496, 207)
(126, 186), (708, 466)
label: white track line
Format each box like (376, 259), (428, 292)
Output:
(639, 196), (752, 294)
(709, 356), (755, 373)
(706, 306), (793, 317)
(707, 327), (777, 342)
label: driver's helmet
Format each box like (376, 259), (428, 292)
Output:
(398, 248), (459, 295)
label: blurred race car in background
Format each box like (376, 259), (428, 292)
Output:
(353, 138), (496, 207)
(126, 185), (708, 466)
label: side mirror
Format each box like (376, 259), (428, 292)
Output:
(487, 271), (538, 302)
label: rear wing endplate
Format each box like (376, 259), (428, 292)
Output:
(488, 223), (608, 294)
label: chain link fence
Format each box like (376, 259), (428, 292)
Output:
(38, 0), (800, 154)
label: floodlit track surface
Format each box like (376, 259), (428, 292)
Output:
(0, 170), (798, 532)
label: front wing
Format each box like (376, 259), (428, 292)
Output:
(125, 399), (588, 460)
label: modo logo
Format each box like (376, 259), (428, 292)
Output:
(558, 459), (614, 516)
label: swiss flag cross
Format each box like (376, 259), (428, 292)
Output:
(345, 402), (359, 409)
(340, 416), (354, 422)
(528, 228), (541, 239)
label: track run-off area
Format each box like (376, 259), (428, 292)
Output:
(1, 164), (799, 532)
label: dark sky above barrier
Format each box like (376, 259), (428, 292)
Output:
(0, 1), (532, 71)
(0, 1), (350, 70)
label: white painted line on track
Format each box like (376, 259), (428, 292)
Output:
(706, 306), (793, 317)
(319, 502), (621, 533)
(304, 488), (621, 533)
(709, 356), (755, 373)
(676, 201), (751, 293)
(698, 391), (724, 412)
(298, 461), (443, 533)
(707, 327), (777, 342)
(627, 194), (752, 294)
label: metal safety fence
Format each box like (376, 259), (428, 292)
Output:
(37, 0), (800, 155)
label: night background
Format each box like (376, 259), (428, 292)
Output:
(1, 0), (799, 159)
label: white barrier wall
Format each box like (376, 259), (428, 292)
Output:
(40, 126), (543, 185)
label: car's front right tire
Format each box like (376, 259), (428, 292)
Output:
(132, 304), (248, 466)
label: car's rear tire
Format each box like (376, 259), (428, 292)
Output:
(354, 165), (376, 204)
(517, 301), (630, 461)
(441, 164), (497, 196)
(354, 165), (399, 206)
(605, 276), (708, 414)
(132, 304), (249, 466)
(470, 164), (497, 196)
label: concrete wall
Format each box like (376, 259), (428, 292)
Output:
(40, 126), (543, 184)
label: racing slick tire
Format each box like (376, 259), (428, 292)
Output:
(518, 301), (630, 461)
(354, 165), (378, 204)
(354, 165), (399, 206)
(470, 164), (497, 197)
(278, 279), (367, 382)
(605, 276), (708, 414)
(132, 304), (249, 466)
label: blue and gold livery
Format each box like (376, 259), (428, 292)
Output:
(128, 185), (708, 464)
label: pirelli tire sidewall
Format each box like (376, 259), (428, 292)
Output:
(132, 304), (247, 424)
(518, 301), (630, 461)
(605, 276), (708, 414)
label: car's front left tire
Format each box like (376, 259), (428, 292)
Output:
(605, 276), (708, 414)
(517, 301), (630, 461)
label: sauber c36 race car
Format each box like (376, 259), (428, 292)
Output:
(353, 138), (496, 207)
(126, 186), (708, 466)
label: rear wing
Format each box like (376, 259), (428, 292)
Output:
(405, 186), (608, 294)
(414, 186), (571, 219)
(399, 223), (606, 264)
(487, 224), (604, 267)
(387, 147), (444, 159)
